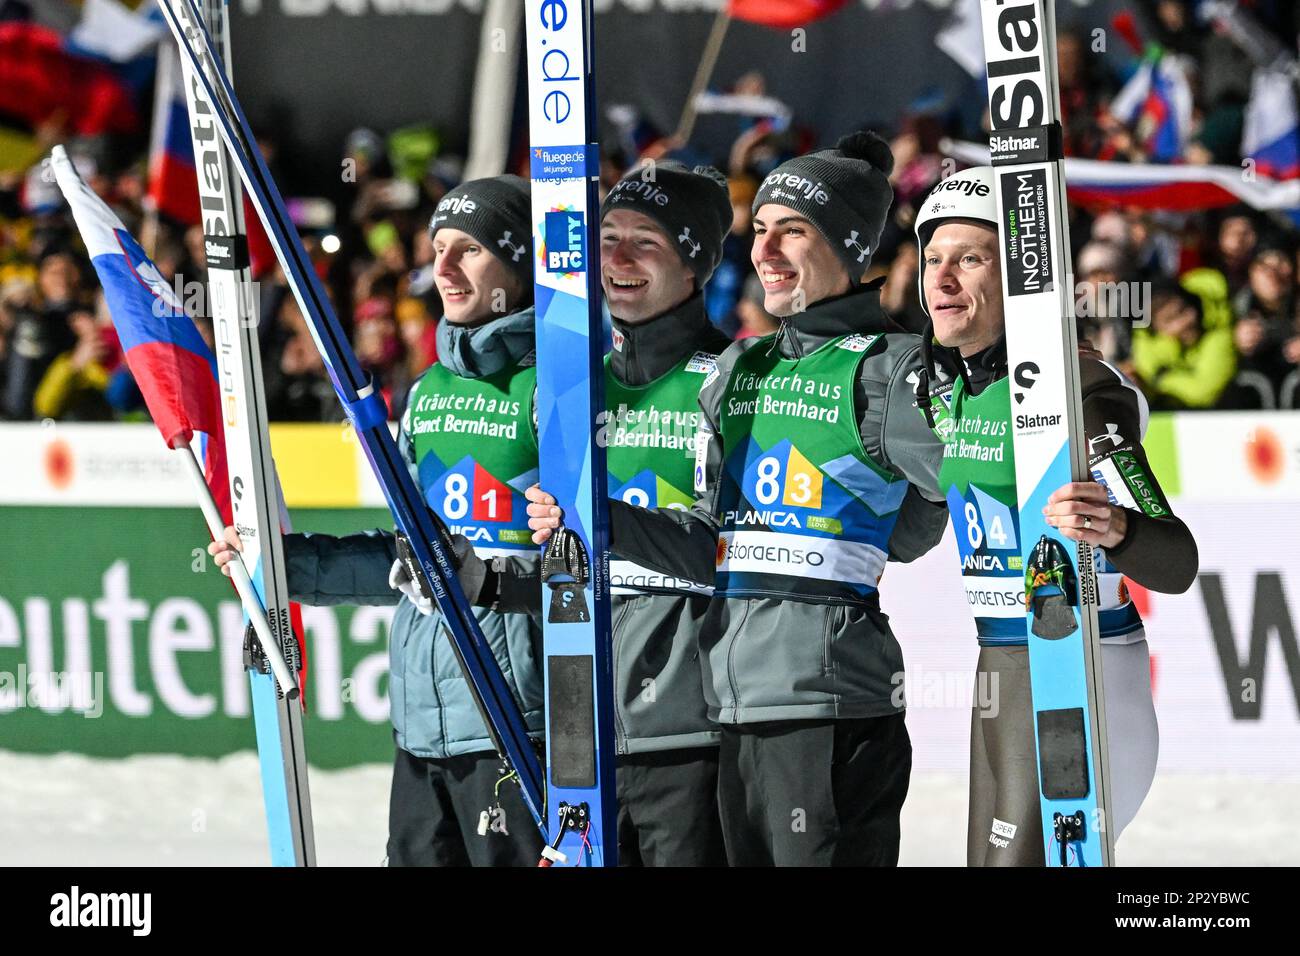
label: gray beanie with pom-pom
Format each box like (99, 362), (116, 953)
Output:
(752, 130), (895, 282)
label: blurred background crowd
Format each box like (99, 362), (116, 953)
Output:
(2, 0), (1299, 426)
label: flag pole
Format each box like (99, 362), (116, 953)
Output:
(674, 9), (733, 145)
(171, 444), (300, 699)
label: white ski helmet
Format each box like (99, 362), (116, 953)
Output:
(914, 166), (998, 317)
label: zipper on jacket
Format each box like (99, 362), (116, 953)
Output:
(611, 597), (633, 755)
(725, 599), (753, 718)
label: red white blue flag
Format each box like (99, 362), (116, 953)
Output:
(52, 143), (231, 522)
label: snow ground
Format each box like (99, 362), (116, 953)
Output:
(0, 750), (1293, 865)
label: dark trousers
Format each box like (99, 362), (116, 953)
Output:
(615, 746), (727, 867)
(717, 715), (911, 866)
(387, 745), (544, 867)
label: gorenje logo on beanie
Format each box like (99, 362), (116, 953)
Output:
(759, 171), (830, 205)
(438, 193), (477, 215)
(607, 177), (669, 207)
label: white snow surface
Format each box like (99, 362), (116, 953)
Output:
(0, 750), (1293, 865)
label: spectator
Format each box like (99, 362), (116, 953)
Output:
(733, 273), (779, 341)
(880, 242), (925, 334)
(353, 296), (401, 413)
(32, 307), (119, 420)
(1, 251), (82, 418)
(262, 294), (340, 422)
(389, 296), (438, 420)
(1232, 239), (1296, 393)
(1130, 280), (1236, 410)
(1211, 210), (1258, 297)
(1074, 240), (1134, 363)
(703, 175), (756, 338)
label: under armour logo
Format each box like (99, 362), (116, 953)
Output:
(843, 230), (871, 263)
(1088, 423), (1123, 453)
(497, 231), (526, 262)
(678, 226), (702, 259)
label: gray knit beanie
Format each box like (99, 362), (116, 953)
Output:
(601, 161), (733, 284)
(428, 174), (533, 287)
(752, 130), (895, 283)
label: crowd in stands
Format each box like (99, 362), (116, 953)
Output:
(2, 0), (1298, 425)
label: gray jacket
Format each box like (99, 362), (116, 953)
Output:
(494, 294), (730, 753)
(283, 309), (545, 759)
(604, 282), (950, 724)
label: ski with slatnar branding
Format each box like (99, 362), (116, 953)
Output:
(523, 0), (618, 866)
(158, 0), (550, 844)
(978, 0), (1114, 866)
(177, 0), (314, 865)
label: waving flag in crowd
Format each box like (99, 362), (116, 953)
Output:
(1242, 66), (1300, 182)
(50, 144), (231, 523)
(146, 43), (202, 227)
(1108, 50), (1193, 164)
(0, 23), (140, 137)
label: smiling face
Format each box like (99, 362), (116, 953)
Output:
(433, 227), (524, 325)
(599, 209), (695, 324)
(922, 220), (1005, 356)
(751, 204), (850, 317)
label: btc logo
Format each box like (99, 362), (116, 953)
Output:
(545, 210), (585, 273)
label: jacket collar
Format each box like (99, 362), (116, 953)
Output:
(609, 292), (714, 386)
(435, 306), (536, 379)
(771, 278), (894, 360)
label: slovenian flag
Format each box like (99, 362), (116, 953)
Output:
(1109, 52), (1193, 164)
(52, 143), (231, 523)
(1242, 66), (1300, 182)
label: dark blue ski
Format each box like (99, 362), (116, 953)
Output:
(157, 0), (548, 839)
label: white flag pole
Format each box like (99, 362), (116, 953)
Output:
(172, 445), (299, 700)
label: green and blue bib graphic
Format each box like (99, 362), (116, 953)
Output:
(715, 333), (908, 605)
(604, 350), (714, 595)
(405, 358), (538, 556)
(926, 373), (1148, 644)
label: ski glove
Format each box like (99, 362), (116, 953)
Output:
(388, 557), (434, 615)
(386, 534), (490, 615)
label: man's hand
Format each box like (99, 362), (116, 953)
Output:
(525, 484), (563, 545)
(206, 525), (243, 577)
(1043, 482), (1127, 549)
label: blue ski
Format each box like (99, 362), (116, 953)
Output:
(157, 0), (549, 839)
(979, 0), (1115, 866)
(524, 0), (618, 867)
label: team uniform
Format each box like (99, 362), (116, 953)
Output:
(601, 134), (955, 866)
(489, 163), (734, 865)
(285, 309), (545, 866)
(606, 282), (950, 865)
(912, 166), (1199, 865)
(285, 176), (546, 866)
